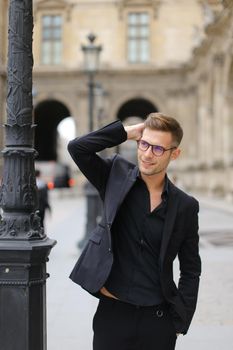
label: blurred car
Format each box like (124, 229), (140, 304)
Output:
(53, 164), (73, 188)
(35, 161), (75, 190)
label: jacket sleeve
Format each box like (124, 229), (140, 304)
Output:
(178, 199), (201, 334)
(67, 121), (127, 198)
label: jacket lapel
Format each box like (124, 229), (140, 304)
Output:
(159, 180), (179, 266)
(105, 166), (138, 224)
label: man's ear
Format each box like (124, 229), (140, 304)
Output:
(171, 148), (181, 161)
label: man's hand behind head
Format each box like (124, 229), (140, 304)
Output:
(124, 123), (145, 141)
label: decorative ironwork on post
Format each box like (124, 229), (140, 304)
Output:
(0, 1), (56, 349)
(0, 0), (42, 240)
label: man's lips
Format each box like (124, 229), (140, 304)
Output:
(141, 159), (155, 166)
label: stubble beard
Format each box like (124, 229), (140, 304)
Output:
(140, 166), (164, 177)
(138, 156), (170, 177)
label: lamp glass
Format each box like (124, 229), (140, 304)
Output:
(82, 46), (101, 74)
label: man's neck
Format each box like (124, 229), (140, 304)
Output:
(140, 171), (166, 193)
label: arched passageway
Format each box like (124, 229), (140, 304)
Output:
(34, 100), (71, 161)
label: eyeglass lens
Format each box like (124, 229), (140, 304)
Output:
(138, 140), (164, 155)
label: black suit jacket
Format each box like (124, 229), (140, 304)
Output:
(68, 121), (201, 334)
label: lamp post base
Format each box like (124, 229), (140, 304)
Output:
(0, 238), (56, 350)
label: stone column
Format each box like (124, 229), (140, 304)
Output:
(197, 72), (211, 166)
(212, 53), (225, 165)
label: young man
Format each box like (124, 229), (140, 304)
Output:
(68, 112), (201, 350)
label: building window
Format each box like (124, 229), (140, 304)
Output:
(127, 12), (149, 63)
(41, 15), (63, 65)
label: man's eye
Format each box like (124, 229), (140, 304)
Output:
(141, 141), (148, 145)
(154, 146), (163, 151)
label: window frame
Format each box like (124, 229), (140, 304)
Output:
(127, 11), (150, 64)
(41, 14), (63, 65)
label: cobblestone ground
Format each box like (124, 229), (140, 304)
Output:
(46, 191), (233, 350)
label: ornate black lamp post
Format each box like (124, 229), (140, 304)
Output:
(78, 34), (102, 248)
(0, 1), (56, 349)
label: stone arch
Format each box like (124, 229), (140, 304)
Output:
(116, 97), (158, 121)
(34, 92), (76, 119)
(34, 99), (71, 161)
(111, 93), (163, 120)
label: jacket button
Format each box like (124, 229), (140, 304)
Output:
(108, 248), (112, 252)
(156, 310), (163, 317)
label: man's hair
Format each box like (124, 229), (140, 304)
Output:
(144, 112), (183, 146)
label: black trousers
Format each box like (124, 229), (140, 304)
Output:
(93, 295), (177, 350)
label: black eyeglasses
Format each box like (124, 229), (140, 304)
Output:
(137, 140), (176, 156)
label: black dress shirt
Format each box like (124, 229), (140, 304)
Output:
(105, 173), (169, 306)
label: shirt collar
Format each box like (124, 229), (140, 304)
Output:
(136, 169), (169, 198)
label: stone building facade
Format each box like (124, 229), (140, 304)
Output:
(1, 0), (232, 197)
(180, 1), (233, 197)
(32, 0), (208, 169)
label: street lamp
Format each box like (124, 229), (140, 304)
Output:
(0, 1), (56, 349)
(78, 34), (103, 249)
(81, 33), (102, 132)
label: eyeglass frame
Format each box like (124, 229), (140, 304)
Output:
(137, 139), (177, 157)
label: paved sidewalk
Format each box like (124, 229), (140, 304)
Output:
(46, 192), (97, 350)
(45, 191), (233, 350)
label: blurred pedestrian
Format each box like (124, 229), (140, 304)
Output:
(68, 113), (201, 350)
(35, 169), (51, 228)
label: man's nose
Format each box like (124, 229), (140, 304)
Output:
(144, 146), (154, 157)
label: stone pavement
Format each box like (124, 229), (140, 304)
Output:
(45, 190), (233, 350)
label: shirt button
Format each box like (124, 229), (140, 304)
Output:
(140, 239), (144, 251)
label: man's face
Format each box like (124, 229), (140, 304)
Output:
(137, 128), (180, 177)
